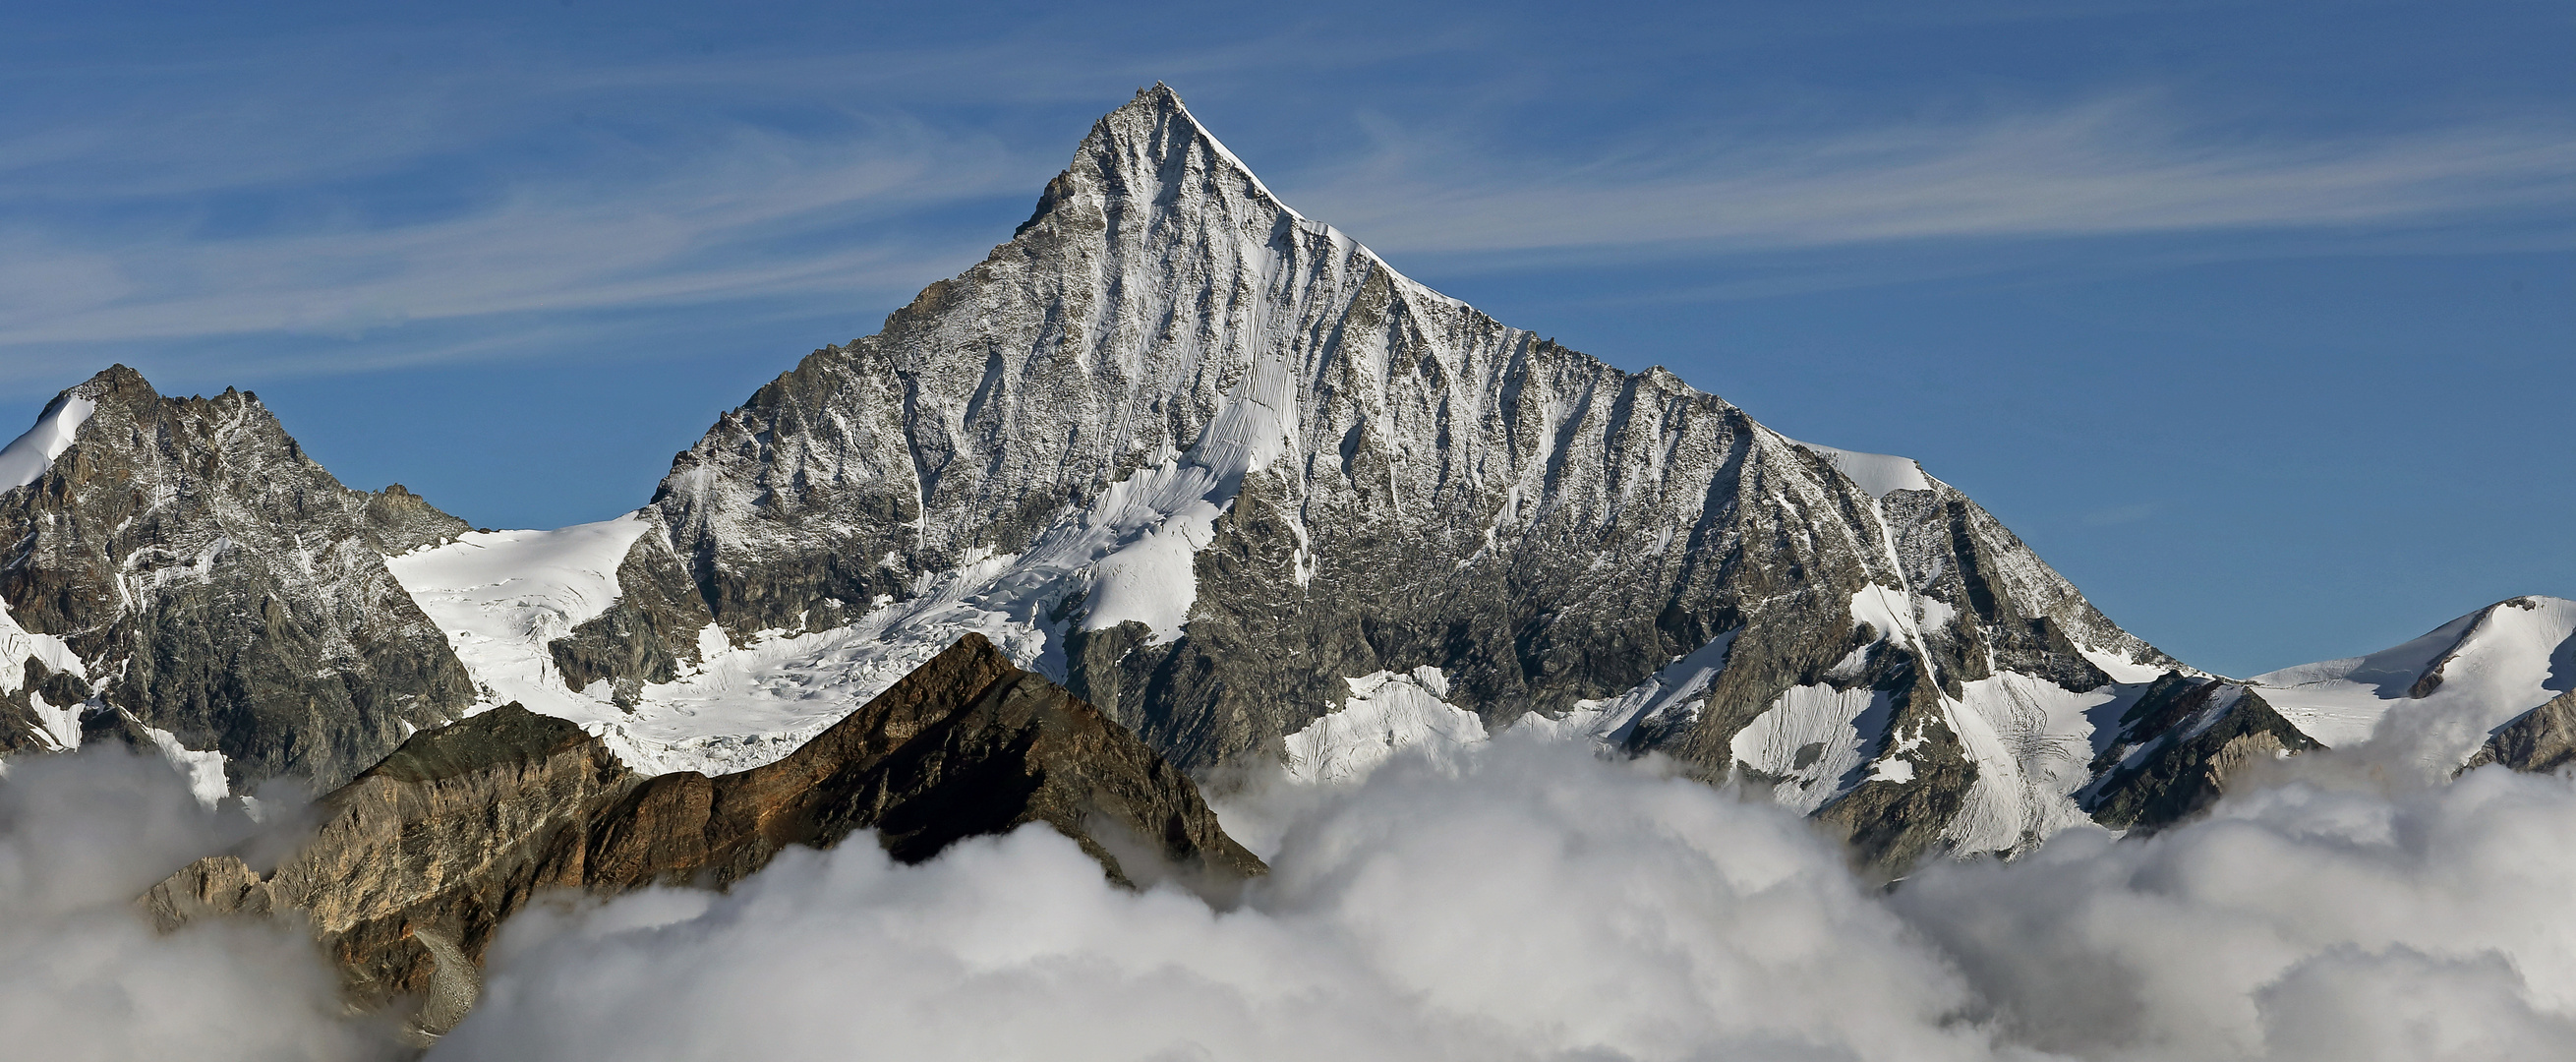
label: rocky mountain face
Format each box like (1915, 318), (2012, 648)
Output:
(2463, 688), (2576, 773)
(146, 633), (1259, 1028)
(580, 84), (2266, 866)
(0, 366), (476, 793)
(1, 88), (2391, 866)
(8, 87), (2564, 895)
(2079, 674), (2316, 830)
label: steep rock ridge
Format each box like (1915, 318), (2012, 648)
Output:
(0, 366), (476, 792)
(593, 85), (2200, 864)
(146, 633), (1259, 1010)
(2461, 687), (2576, 773)
(546, 527), (717, 699)
(2078, 673), (2316, 830)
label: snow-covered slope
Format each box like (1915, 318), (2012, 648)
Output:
(388, 514), (1056, 775)
(2252, 596), (2576, 767)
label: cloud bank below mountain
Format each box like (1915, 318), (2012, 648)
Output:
(8, 734), (2571, 1060)
(423, 738), (2576, 1062)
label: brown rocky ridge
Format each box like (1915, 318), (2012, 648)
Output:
(145, 632), (1262, 1034)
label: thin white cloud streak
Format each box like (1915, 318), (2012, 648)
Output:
(0, 24), (1455, 204)
(1288, 98), (2576, 259)
(0, 120), (1031, 350)
(430, 737), (2576, 1062)
(0, 26), (1466, 364)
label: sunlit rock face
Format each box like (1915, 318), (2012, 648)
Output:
(146, 632), (1261, 1013)
(0, 365), (475, 793)
(630, 85), (2219, 866)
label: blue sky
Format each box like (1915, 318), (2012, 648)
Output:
(2, 0), (2569, 676)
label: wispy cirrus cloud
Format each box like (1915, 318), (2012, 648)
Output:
(3, 25), (2566, 385)
(1282, 96), (2576, 261)
(0, 110), (1055, 375)
(0, 23), (1470, 383)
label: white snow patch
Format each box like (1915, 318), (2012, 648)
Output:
(0, 600), (87, 695)
(2251, 597), (2576, 762)
(142, 724), (229, 806)
(0, 394), (95, 493)
(1849, 584), (1915, 643)
(2078, 645), (2175, 685)
(1846, 585), (1959, 683)
(1071, 354), (1297, 639)
(1730, 685), (1898, 814)
(1284, 668), (1485, 785)
(25, 692), (81, 753)
(387, 513), (653, 707)
(1781, 437), (1932, 499)
(0, 596), (88, 752)
(1532, 630), (1739, 743)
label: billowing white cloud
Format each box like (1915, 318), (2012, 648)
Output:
(1897, 764), (2576, 1061)
(12, 730), (2576, 1060)
(0, 748), (398, 1061)
(435, 739), (1996, 1061)
(427, 737), (2576, 1062)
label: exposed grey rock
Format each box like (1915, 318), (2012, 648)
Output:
(2083, 674), (2318, 830)
(2461, 687), (2576, 774)
(0, 656), (90, 754)
(606, 85), (2194, 867)
(547, 528), (715, 693)
(0, 366), (478, 792)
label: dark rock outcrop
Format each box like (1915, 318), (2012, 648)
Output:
(2083, 674), (2318, 830)
(0, 366), (477, 791)
(2461, 688), (2576, 774)
(545, 530), (717, 700)
(146, 633), (1261, 1010)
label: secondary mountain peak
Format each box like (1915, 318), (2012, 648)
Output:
(0, 364), (476, 792)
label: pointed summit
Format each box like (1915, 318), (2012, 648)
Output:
(0, 364), (150, 494)
(599, 86), (2202, 868)
(1011, 82), (1310, 262)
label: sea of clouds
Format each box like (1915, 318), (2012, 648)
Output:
(9, 734), (2576, 1061)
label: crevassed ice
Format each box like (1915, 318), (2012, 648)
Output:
(392, 514), (1059, 777)
(1283, 668), (1485, 785)
(1730, 685), (1896, 814)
